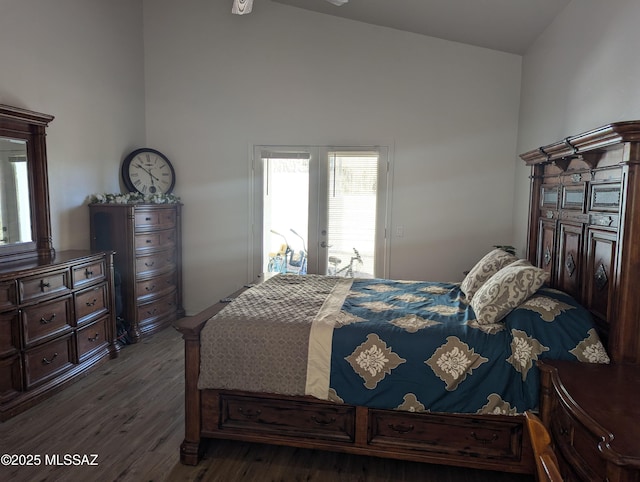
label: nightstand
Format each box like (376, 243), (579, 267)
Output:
(538, 360), (640, 481)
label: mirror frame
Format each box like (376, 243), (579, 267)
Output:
(0, 104), (55, 264)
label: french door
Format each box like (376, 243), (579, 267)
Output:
(250, 145), (390, 279)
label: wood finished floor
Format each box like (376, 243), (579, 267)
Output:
(1, 327), (534, 482)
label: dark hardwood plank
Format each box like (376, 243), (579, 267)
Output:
(1, 327), (533, 482)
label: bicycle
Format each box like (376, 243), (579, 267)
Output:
(328, 247), (362, 278)
(267, 229), (307, 275)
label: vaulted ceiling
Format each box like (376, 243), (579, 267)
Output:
(272, 0), (571, 55)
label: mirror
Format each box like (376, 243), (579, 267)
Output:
(0, 137), (32, 245)
(0, 104), (54, 264)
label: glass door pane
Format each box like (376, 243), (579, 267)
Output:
(262, 153), (309, 275)
(325, 152), (378, 278)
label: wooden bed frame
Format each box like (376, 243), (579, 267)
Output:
(175, 121), (640, 474)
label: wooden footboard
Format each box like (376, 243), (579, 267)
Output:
(173, 284), (534, 475)
(195, 389), (535, 474)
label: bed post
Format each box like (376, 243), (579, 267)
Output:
(175, 316), (206, 465)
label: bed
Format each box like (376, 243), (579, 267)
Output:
(175, 121), (640, 474)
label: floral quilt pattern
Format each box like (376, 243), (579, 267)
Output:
(329, 280), (609, 414)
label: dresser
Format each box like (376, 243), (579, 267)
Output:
(0, 250), (118, 421)
(538, 360), (640, 481)
(89, 203), (184, 342)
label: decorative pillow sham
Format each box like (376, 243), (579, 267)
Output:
(460, 248), (518, 301)
(471, 259), (548, 325)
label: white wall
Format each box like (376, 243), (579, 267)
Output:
(514, 0), (640, 252)
(143, 0), (522, 313)
(0, 0), (146, 250)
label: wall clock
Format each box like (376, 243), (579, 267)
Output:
(121, 148), (176, 195)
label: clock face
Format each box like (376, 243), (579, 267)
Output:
(122, 148), (175, 195)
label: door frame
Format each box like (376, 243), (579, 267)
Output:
(249, 144), (393, 281)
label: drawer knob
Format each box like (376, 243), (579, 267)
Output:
(311, 415), (336, 426)
(86, 298), (97, 307)
(42, 352), (59, 365)
(145, 217), (152, 221)
(88, 333), (100, 342)
(39, 279), (51, 291)
(145, 285), (156, 292)
(40, 313), (57, 324)
(144, 261), (155, 267)
(388, 423), (414, 434)
(237, 407), (261, 419)
(470, 431), (498, 444)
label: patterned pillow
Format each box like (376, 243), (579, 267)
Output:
(471, 260), (548, 325)
(460, 249), (518, 301)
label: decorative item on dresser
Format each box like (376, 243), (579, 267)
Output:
(0, 250), (119, 421)
(521, 121), (640, 364)
(89, 202), (184, 343)
(538, 360), (640, 481)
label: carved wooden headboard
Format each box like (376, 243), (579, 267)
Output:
(521, 122), (640, 364)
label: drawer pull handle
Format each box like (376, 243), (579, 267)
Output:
(145, 217), (152, 221)
(86, 298), (97, 307)
(560, 426), (569, 436)
(311, 415), (336, 426)
(88, 333), (100, 342)
(42, 352), (59, 365)
(388, 423), (414, 434)
(237, 407), (261, 419)
(84, 268), (94, 278)
(145, 261), (155, 267)
(39, 280), (51, 291)
(146, 239), (152, 244)
(147, 308), (158, 315)
(145, 285), (156, 292)
(470, 432), (498, 444)
(40, 313), (57, 324)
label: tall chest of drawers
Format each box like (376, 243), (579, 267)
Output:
(89, 203), (184, 342)
(0, 250), (119, 421)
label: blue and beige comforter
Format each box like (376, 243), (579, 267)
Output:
(198, 274), (609, 414)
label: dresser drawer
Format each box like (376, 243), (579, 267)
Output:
(369, 410), (524, 460)
(21, 296), (73, 347)
(219, 394), (355, 442)
(135, 250), (176, 277)
(135, 230), (176, 251)
(551, 398), (607, 480)
(19, 269), (70, 303)
(0, 281), (17, 309)
(134, 208), (176, 231)
(0, 311), (20, 357)
(0, 354), (22, 403)
(75, 283), (109, 325)
(72, 259), (106, 289)
(23, 334), (74, 389)
(137, 290), (177, 324)
(135, 271), (176, 302)
(76, 317), (109, 362)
